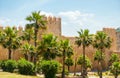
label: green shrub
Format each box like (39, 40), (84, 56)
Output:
(0, 60), (2, 68)
(18, 58), (35, 75)
(36, 59), (42, 74)
(110, 62), (120, 78)
(1, 60), (17, 73)
(41, 60), (60, 78)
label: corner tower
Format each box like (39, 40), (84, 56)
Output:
(45, 16), (61, 36)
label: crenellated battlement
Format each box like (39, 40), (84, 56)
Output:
(0, 16), (61, 31)
(103, 27), (116, 31)
(0, 26), (24, 31)
(45, 16), (61, 24)
(0, 16), (61, 36)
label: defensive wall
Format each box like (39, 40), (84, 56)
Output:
(0, 16), (120, 72)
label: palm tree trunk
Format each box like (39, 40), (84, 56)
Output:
(24, 54), (28, 60)
(62, 50), (65, 78)
(99, 49), (103, 78)
(8, 48), (12, 59)
(34, 27), (38, 64)
(115, 75), (118, 78)
(30, 55), (33, 62)
(68, 66), (70, 73)
(74, 58), (77, 76)
(82, 45), (86, 78)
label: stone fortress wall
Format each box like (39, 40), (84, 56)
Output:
(0, 16), (120, 72)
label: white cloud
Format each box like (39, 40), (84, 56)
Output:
(0, 10), (105, 37)
(0, 18), (11, 26)
(58, 11), (94, 20)
(57, 10), (98, 36)
(41, 11), (54, 17)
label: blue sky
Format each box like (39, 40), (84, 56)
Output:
(0, 0), (120, 36)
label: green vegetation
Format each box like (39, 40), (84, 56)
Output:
(37, 34), (59, 60)
(110, 62), (120, 78)
(21, 43), (35, 61)
(0, 27), (21, 59)
(17, 58), (35, 75)
(0, 72), (39, 78)
(93, 31), (112, 78)
(75, 29), (92, 78)
(0, 11), (119, 78)
(77, 55), (92, 72)
(40, 60), (60, 78)
(94, 50), (105, 76)
(109, 53), (120, 67)
(65, 57), (74, 73)
(59, 39), (73, 78)
(26, 11), (46, 63)
(0, 60), (17, 73)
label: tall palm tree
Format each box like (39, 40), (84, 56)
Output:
(93, 31), (112, 78)
(37, 34), (59, 60)
(59, 39), (73, 78)
(26, 11), (46, 63)
(0, 27), (21, 59)
(75, 29), (92, 78)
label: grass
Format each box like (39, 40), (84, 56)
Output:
(0, 71), (119, 78)
(0, 72), (39, 78)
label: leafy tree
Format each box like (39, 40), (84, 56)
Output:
(59, 39), (73, 78)
(109, 53), (119, 67)
(37, 34), (59, 60)
(21, 43), (35, 61)
(77, 55), (92, 75)
(94, 50), (105, 76)
(65, 57), (74, 73)
(75, 29), (92, 78)
(26, 11), (46, 63)
(110, 62), (120, 78)
(0, 27), (21, 59)
(93, 31), (112, 78)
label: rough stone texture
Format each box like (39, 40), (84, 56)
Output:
(0, 17), (120, 72)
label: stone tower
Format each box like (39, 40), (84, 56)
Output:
(103, 28), (117, 51)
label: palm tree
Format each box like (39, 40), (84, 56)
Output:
(109, 53), (119, 65)
(93, 31), (112, 78)
(26, 11), (46, 63)
(59, 39), (73, 78)
(21, 43), (35, 61)
(21, 27), (34, 44)
(77, 55), (92, 75)
(110, 62), (120, 78)
(94, 50), (105, 76)
(37, 34), (59, 60)
(0, 27), (21, 59)
(75, 29), (92, 78)
(65, 57), (74, 73)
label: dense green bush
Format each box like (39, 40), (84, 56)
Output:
(17, 58), (35, 75)
(110, 62), (120, 78)
(0, 60), (17, 73)
(41, 60), (60, 78)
